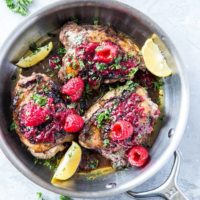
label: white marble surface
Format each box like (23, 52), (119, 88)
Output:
(0, 0), (200, 199)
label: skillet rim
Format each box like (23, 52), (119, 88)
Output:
(0, 0), (189, 198)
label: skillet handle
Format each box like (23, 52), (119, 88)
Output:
(126, 151), (189, 200)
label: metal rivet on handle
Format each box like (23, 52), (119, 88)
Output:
(168, 128), (175, 138)
(106, 183), (116, 189)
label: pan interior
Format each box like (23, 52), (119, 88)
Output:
(0, 1), (186, 197)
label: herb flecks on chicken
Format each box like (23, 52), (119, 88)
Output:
(79, 82), (160, 168)
(59, 22), (144, 89)
(12, 73), (76, 159)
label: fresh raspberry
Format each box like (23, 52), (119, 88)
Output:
(128, 146), (149, 167)
(49, 55), (61, 68)
(64, 114), (84, 133)
(21, 102), (49, 127)
(94, 41), (118, 63)
(110, 120), (134, 141)
(61, 77), (84, 102)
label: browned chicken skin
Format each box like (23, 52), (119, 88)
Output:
(12, 73), (74, 159)
(59, 22), (144, 87)
(79, 83), (160, 168)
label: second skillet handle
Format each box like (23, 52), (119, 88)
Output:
(127, 151), (189, 200)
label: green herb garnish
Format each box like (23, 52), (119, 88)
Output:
(43, 159), (57, 171)
(34, 153), (62, 172)
(125, 80), (139, 91)
(128, 67), (138, 78)
(57, 47), (66, 56)
(36, 192), (44, 200)
(66, 73), (75, 79)
(114, 56), (122, 64)
(103, 139), (110, 147)
(84, 83), (93, 98)
(79, 60), (85, 69)
(111, 63), (121, 70)
(153, 79), (164, 91)
(96, 63), (107, 71)
(10, 121), (17, 131)
(5, 0), (33, 16)
(31, 94), (47, 106)
(85, 83), (91, 94)
(111, 56), (122, 70)
(59, 195), (73, 200)
(52, 57), (61, 64)
(97, 110), (110, 128)
(88, 159), (99, 169)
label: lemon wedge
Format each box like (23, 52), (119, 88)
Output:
(52, 142), (82, 182)
(142, 37), (172, 77)
(16, 41), (53, 68)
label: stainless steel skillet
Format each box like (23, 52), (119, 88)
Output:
(0, 0), (189, 199)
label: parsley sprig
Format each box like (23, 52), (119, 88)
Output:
(36, 193), (72, 200)
(31, 94), (47, 107)
(96, 109), (111, 128)
(5, 0), (33, 16)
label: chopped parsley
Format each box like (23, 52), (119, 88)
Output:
(97, 109), (110, 128)
(153, 79), (164, 90)
(10, 121), (17, 131)
(114, 56), (122, 64)
(5, 0), (33, 16)
(96, 63), (107, 71)
(103, 139), (110, 147)
(34, 155), (62, 172)
(111, 63), (121, 70)
(111, 56), (122, 70)
(88, 159), (99, 169)
(128, 67), (138, 78)
(57, 47), (66, 56)
(84, 83), (92, 98)
(79, 60), (85, 69)
(156, 96), (161, 105)
(125, 80), (139, 91)
(71, 59), (78, 69)
(52, 57), (61, 65)
(66, 73), (75, 79)
(36, 193), (72, 200)
(31, 94), (47, 106)
(59, 195), (73, 200)
(36, 192), (44, 200)
(85, 83), (91, 94)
